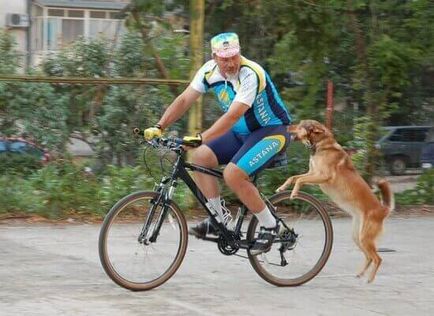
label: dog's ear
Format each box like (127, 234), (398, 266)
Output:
(312, 124), (326, 134)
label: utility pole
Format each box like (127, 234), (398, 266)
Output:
(188, 0), (204, 136)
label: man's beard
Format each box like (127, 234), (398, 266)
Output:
(225, 70), (239, 79)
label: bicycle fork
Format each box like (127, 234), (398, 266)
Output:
(138, 178), (177, 244)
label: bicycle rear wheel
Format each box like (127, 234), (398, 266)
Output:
(99, 191), (188, 291)
(247, 191), (333, 286)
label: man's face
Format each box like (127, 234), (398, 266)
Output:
(214, 53), (241, 77)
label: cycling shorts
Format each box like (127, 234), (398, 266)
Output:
(205, 125), (290, 176)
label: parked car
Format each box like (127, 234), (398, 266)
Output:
(421, 127), (434, 170)
(376, 125), (432, 175)
(0, 137), (51, 164)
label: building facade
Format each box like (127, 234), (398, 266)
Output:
(0, 0), (129, 69)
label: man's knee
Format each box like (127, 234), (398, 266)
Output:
(224, 163), (248, 188)
(191, 145), (218, 167)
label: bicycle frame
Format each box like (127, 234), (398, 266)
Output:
(146, 148), (250, 248)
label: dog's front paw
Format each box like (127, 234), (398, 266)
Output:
(289, 190), (299, 200)
(276, 177), (294, 193)
(276, 184), (287, 193)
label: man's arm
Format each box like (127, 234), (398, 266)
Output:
(157, 86), (202, 130)
(201, 101), (249, 142)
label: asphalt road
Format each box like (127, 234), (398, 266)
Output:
(1, 215), (434, 316)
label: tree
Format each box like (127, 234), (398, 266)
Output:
(0, 30), (69, 152)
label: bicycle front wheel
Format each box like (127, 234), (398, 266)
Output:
(247, 191), (333, 286)
(99, 191), (188, 291)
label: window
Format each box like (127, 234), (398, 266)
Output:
(25, 145), (44, 158)
(33, 8), (125, 52)
(389, 128), (429, 142)
(0, 141), (6, 153)
(62, 19), (85, 44)
(9, 141), (28, 153)
(90, 11), (106, 19)
(89, 19), (119, 39)
(426, 128), (434, 142)
(48, 9), (64, 17)
(109, 12), (122, 19)
(47, 18), (61, 50)
(413, 129), (429, 142)
(68, 10), (84, 18)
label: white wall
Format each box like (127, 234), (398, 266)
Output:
(0, 0), (28, 67)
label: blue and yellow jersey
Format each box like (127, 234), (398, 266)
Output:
(190, 56), (292, 135)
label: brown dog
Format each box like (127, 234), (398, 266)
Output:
(277, 120), (394, 283)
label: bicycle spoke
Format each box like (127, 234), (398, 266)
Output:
(99, 192), (188, 291)
(247, 191), (333, 286)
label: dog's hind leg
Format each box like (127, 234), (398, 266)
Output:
(351, 215), (362, 250)
(355, 219), (372, 279)
(350, 215), (371, 278)
(358, 218), (383, 283)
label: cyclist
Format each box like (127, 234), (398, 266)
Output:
(144, 32), (292, 255)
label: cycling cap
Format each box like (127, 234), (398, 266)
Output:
(211, 32), (240, 58)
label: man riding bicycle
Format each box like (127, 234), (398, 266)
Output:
(144, 32), (292, 255)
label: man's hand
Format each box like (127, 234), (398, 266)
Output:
(144, 125), (162, 141)
(182, 134), (202, 147)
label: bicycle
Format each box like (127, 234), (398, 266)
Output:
(98, 131), (333, 291)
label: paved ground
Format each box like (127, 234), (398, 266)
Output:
(1, 215), (434, 316)
(385, 174), (420, 193)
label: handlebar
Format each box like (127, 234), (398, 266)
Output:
(133, 128), (198, 150)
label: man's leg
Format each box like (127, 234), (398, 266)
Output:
(191, 145), (219, 198)
(223, 163), (275, 224)
(225, 125), (290, 254)
(189, 131), (242, 238)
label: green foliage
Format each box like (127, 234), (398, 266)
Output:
(0, 153), (43, 176)
(114, 32), (146, 76)
(99, 165), (152, 208)
(26, 161), (100, 217)
(348, 115), (383, 180)
(43, 37), (110, 77)
(0, 30), (69, 151)
(0, 30), (19, 74)
(40, 31), (190, 167)
(396, 170), (434, 205)
(0, 81), (69, 151)
(0, 175), (41, 214)
(0, 161), (152, 217)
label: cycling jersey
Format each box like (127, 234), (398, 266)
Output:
(190, 56), (291, 135)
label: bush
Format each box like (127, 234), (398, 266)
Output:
(396, 169), (434, 205)
(0, 153), (43, 176)
(99, 165), (154, 210)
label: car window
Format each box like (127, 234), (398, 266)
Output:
(388, 128), (429, 142)
(26, 145), (44, 157)
(9, 141), (28, 153)
(426, 128), (434, 142)
(0, 140), (7, 153)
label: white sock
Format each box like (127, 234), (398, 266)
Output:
(207, 196), (224, 222)
(255, 206), (276, 228)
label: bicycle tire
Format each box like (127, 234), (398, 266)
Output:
(98, 191), (188, 291)
(247, 191), (333, 286)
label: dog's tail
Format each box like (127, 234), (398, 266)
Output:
(376, 178), (395, 215)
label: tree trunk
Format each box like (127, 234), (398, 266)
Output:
(188, 0), (204, 136)
(346, 0), (380, 182)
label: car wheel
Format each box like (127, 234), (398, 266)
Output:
(389, 157), (406, 175)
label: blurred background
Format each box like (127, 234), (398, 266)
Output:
(0, 0), (433, 219)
